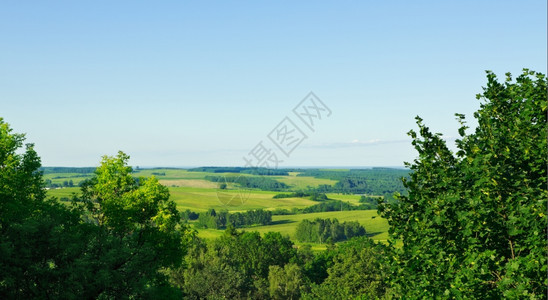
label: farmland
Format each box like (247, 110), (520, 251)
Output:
(46, 167), (399, 247)
(195, 210), (389, 248)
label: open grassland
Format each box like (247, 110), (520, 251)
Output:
(134, 169), (310, 190)
(43, 173), (92, 185)
(46, 169), (390, 249)
(48, 186), (391, 249)
(43, 168), (339, 191)
(272, 175), (337, 189)
(46, 185), (321, 212)
(134, 169), (338, 190)
(194, 210), (389, 248)
(170, 187), (318, 212)
(325, 193), (362, 204)
(256, 210), (387, 242)
(159, 179), (219, 188)
(46, 187), (80, 199)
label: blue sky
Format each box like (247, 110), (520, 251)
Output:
(1, 1), (546, 167)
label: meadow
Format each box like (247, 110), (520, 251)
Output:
(43, 172), (92, 186)
(194, 210), (388, 249)
(46, 167), (393, 248)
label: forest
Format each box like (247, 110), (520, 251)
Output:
(205, 175), (290, 191)
(0, 70), (546, 298)
(194, 208), (273, 229)
(295, 218), (367, 243)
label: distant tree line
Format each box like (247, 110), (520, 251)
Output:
(273, 191), (329, 201)
(181, 209), (199, 221)
(301, 200), (373, 213)
(188, 166), (289, 175)
(295, 218), (366, 243)
(298, 169), (409, 200)
(39, 167), (97, 174)
(191, 167), (409, 199)
(296, 168), (409, 181)
(194, 209), (272, 229)
(182, 199), (375, 223)
(272, 200), (375, 216)
(44, 179), (85, 188)
(205, 175), (289, 191)
(272, 191), (310, 198)
(359, 195), (381, 205)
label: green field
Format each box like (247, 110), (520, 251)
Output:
(134, 169), (338, 190)
(43, 173), (93, 186)
(46, 187), (80, 199)
(194, 210), (389, 249)
(43, 168), (340, 190)
(46, 168), (392, 248)
(48, 187), (372, 212)
(271, 174), (337, 189)
(169, 187), (319, 212)
(47, 186), (321, 212)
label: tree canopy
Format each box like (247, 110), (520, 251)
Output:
(378, 69), (547, 298)
(0, 121), (187, 298)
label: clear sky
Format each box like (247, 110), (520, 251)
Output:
(1, 1), (546, 167)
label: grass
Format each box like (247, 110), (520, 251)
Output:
(43, 173), (92, 185)
(158, 179), (218, 188)
(193, 210), (389, 248)
(46, 187), (81, 199)
(170, 187), (318, 212)
(325, 193), (362, 204)
(42, 168), (339, 191)
(272, 175), (337, 189)
(256, 210), (388, 242)
(46, 184), (322, 213)
(45, 169), (391, 249)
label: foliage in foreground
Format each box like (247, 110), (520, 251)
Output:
(171, 227), (388, 299)
(0, 117), (391, 299)
(0, 124), (187, 299)
(379, 69), (547, 298)
(303, 237), (388, 299)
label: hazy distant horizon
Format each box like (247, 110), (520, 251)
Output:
(41, 165), (409, 170)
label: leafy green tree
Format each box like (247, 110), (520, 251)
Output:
(0, 119), (107, 299)
(378, 69), (547, 298)
(78, 151), (186, 298)
(179, 228), (298, 299)
(296, 218), (366, 243)
(0, 118), (74, 298)
(305, 237), (388, 299)
(297, 244), (336, 285)
(269, 263), (309, 300)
